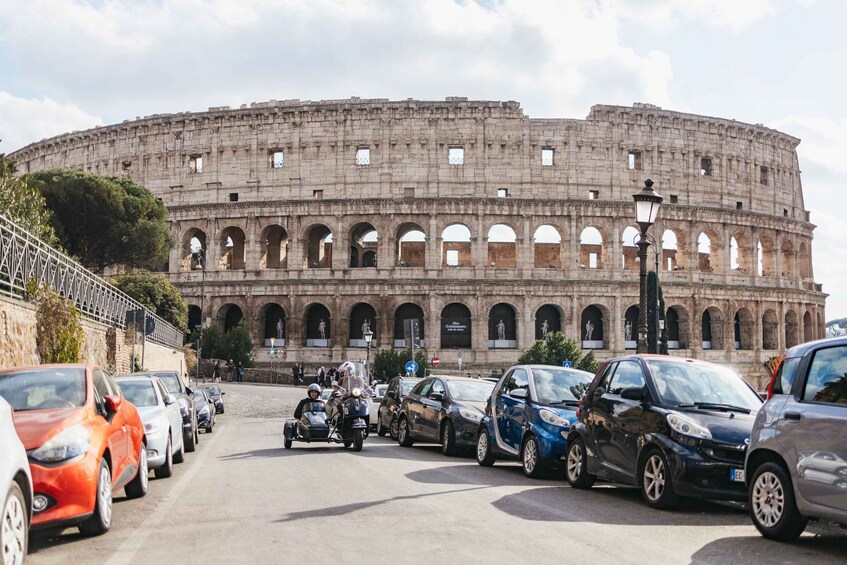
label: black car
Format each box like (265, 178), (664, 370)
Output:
(376, 376), (421, 439)
(151, 370), (199, 451)
(396, 376), (495, 456)
(191, 388), (216, 433)
(566, 355), (763, 509)
(203, 385), (226, 414)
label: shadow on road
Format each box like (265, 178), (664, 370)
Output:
(689, 533), (847, 564)
(405, 463), (550, 487)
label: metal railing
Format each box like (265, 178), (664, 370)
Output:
(0, 214), (184, 348)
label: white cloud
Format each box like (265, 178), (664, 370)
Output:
(0, 92), (101, 154)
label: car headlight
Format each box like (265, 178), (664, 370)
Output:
(199, 405), (210, 416)
(458, 408), (482, 423)
(31, 423), (91, 463)
(145, 420), (163, 435)
(177, 397), (188, 410)
(667, 413), (712, 440)
(539, 409), (570, 428)
(352, 388), (362, 398)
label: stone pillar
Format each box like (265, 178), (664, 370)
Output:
(206, 218), (220, 271)
(331, 216), (347, 272)
(169, 221), (182, 273)
(472, 295), (487, 353)
(426, 215), (439, 271)
(611, 295), (622, 353)
(427, 293), (439, 355)
(245, 216), (260, 271)
(520, 296), (533, 350)
(518, 216), (531, 271)
(611, 221), (622, 272)
(288, 236), (304, 272)
(377, 223), (393, 271)
(472, 214), (485, 268)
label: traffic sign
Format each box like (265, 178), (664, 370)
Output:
(562, 360), (572, 368)
(405, 360), (419, 374)
(432, 357), (440, 367)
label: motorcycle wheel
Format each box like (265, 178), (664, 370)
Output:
(284, 437), (292, 449)
(343, 439), (353, 448)
(353, 429), (364, 452)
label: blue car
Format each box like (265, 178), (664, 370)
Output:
(476, 365), (594, 477)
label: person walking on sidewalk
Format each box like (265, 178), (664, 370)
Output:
(299, 364), (305, 386)
(293, 364), (300, 387)
(213, 360), (221, 382)
(237, 362), (244, 383)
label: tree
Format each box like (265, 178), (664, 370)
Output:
(197, 324), (253, 368)
(111, 270), (188, 331)
(826, 318), (847, 337)
(0, 157), (56, 243)
(517, 332), (599, 373)
(373, 348), (428, 378)
(28, 169), (171, 272)
(34, 286), (84, 363)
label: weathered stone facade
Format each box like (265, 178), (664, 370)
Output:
(9, 98), (827, 388)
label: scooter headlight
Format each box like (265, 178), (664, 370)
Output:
(352, 388), (363, 398)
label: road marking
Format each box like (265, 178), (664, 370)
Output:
(104, 427), (223, 565)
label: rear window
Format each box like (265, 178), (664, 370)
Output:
(157, 373), (182, 394)
(0, 368), (87, 411)
(400, 379), (420, 395)
(773, 357), (800, 395)
(119, 380), (158, 407)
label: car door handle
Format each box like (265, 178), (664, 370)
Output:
(784, 412), (801, 421)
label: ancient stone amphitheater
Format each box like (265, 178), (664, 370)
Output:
(10, 97), (827, 387)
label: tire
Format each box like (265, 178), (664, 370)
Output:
(353, 429), (364, 452)
(284, 437), (293, 449)
(184, 426), (197, 453)
(343, 439), (353, 448)
(476, 428), (496, 467)
(173, 440), (185, 464)
(389, 417), (399, 440)
(207, 419), (214, 434)
(749, 461), (808, 541)
(154, 437), (174, 479)
(639, 448), (679, 509)
(79, 459), (112, 536)
(521, 435), (546, 478)
(1, 481), (28, 563)
(398, 417), (414, 447)
(124, 444), (149, 499)
(377, 410), (388, 437)
(194, 416), (200, 445)
(441, 420), (456, 456)
(220, 406), (225, 414)
(565, 438), (596, 489)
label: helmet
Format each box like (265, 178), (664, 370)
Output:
(307, 383), (321, 396)
(339, 361), (355, 374)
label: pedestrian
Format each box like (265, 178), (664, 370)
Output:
(299, 364), (305, 386)
(227, 359), (234, 382)
(293, 364), (300, 387)
(318, 366), (326, 387)
(213, 360), (221, 382)
(237, 362), (244, 383)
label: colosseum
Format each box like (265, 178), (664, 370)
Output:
(9, 97), (827, 387)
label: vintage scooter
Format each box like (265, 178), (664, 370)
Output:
(283, 387), (370, 451)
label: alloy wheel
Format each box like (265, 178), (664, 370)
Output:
(2, 488), (26, 565)
(752, 471), (785, 528)
(567, 443), (583, 482)
(523, 438), (538, 475)
(99, 464), (113, 528)
(643, 454), (666, 501)
(477, 432), (489, 463)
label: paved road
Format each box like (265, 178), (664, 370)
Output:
(27, 383), (846, 564)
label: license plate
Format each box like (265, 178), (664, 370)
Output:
(730, 468), (745, 482)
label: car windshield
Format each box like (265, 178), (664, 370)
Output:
(0, 368), (87, 411)
(320, 389), (332, 400)
(191, 390), (205, 401)
(532, 368), (593, 404)
(447, 380), (494, 402)
(647, 360), (762, 411)
(119, 380), (158, 407)
(205, 386), (221, 396)
(400, 379), (420, 395)
(157, 373), (182, 394)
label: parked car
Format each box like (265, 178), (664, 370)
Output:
(116, 375), (185, 479)
(149, 371), (198, 452)
(320, 387), (334, 401)
(746, 336), (847, 541)
(397, 376), (495, 455)
(0, 395), (32, 564)
(0, 364), (148, 535)
(476, 365), (594, 477)
(376, 376), (422, 438)
(203, 385), (225, 414)
(191, 388), (216, 433)
(369, 384), (388, 429)
(566, 355), (762, 509)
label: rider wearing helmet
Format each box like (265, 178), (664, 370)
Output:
(294, 383), (322, 419)
(337, 362), (367, 393)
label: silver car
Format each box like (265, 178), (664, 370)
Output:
(746, 336), (847, 541)
(117, 376), (185, 479)
(0, 395), (31, 564)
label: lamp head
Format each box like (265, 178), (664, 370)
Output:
(633, 178), (663, 229)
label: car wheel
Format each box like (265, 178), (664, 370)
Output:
(155, 437), (174, 479)
(194, 416), (200, 444)
(1, 481), (28, 564)
(207, 419), (214, 434)
(521, 435), (546, 478)
(640, 448), (679, 509)
(284, 437), (293, 449)
(565, 438), (596, 489)
(184, 425), (197, 453)
(389, 417), (399, 440)
(353, 429), (364, 452)
(749, 461), (808, 541)
(377, 410), (388, 437)
(173, 438), (185, 464)
(476, 428), (496, 467)
(441, 420), (456, 456)
(125, 444), (149, 499)
(398, 417), (414, 447)
(79, 459), (112, 536)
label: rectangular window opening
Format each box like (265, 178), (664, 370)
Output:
(448, 146), (464, 165)
(760, 166), (769, 185)
(446, 249), (459, 266)
(228, 193), (238, 202)
(783, 208), (789, 217)
(541, 147), (554, 166)
(313, 190), (323, 200)
(497, 188), (509, 198)
(589, 253), (598, 269)
(700, 157), (713, 176)
(404, 187), (415, 198)
(628, 151), (641, 171)
(669, 194), (678, 204)
(356, 146), (370, 166)
(269, 150), (284, 168)
(588, 190), (599, 200)
(189, 154), (203, 173)
(736, 201), (743, 210)
(121, 160), (132, 178)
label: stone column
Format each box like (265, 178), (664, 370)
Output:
(206, 218), (220, 271)
(472, 294), (487, 353)
(520, 296), (533, 350)
(518, 216), (531, 271)
(426, 215), (439, 271)
(610, 221), (622, 273)
(377, 222), (394, 271)
(245, 215), (260, 271)
(427, 293), (439, 356)
(331, 216), (347, 272)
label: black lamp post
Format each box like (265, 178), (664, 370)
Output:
(363, 327), (374, 376)
(194, 248), (206, 386)
(632, 179), (663, 354)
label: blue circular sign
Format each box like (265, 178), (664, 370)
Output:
(405, 360), (419, 374)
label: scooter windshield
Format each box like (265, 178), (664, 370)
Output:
(306, 401), (326, 412)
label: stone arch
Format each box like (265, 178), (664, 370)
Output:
(305, 303), (331, 347)
(623, 305), (639, 349)
(785, 310), (799, 349)
(219, 226), (246, 270)
(579, 226), (605, 269)
(533, 225), (562, 269)
(187, 305), (202, 332)
(580, 305), (605, 349)
(350, 222), (378, 268)
(662, 228), (686, 271)
(259, 303), (286, 346)
(734, 307), (754, 350)
(442, 224), (472, 268)
(441, 302), (472, 349)
(535, 304), (562, 340)
(260, 225), (288, 269)
(394, 303), (425, 347)
(697, 229), (720, 273)
(487, 224), (517, 269)
(621, 226), (640, 271)
(666, 305), (689, 350)
(780, 239), (795, 278)
(489, 303), (517, 348)
(701, 306), (724, 350)
(798, 241), (811, 279)
(803, 311), (813, 343)
(758, 236), (775, 277)
(349, 303), (377, 347)
(762, 309), (778, 350)
(396, 223), (426, 268)
(181, 228), (206, 271)
(304, 224), (333, 268)
(218, 303), (243, 333)
(730, 231), (751, 273)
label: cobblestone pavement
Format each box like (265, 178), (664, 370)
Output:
(198, 381), (306, 419)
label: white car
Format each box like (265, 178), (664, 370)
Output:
(116, 375), (185, 478)
(0, 395), (31, 564)
(369, 384), (388, 429)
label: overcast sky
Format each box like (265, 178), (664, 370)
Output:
(1, 0), (843, 318)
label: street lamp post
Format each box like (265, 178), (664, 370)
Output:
(363, 327), (373, 377)
(632, 179), (663, 354)
(269, 337), (278, 384)
(194, 248), (206, 387)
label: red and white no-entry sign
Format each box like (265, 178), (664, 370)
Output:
(432, 357), (440, 367)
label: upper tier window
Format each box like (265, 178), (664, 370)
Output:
(189, 155), (203, 174)
(356, 147), (370, 166)
(449, 147), (464, 165)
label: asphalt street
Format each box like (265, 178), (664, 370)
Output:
(26, 383), (847, 565)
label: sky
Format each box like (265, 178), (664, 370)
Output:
(0, 0), (844, 317)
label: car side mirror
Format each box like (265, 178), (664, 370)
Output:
(222, 392), (226, 395)
(164, 394), (177, 406)
(104, 395), (122, 413)
(508, 388), (528, 400)
(185, 386), (194, 395)
(620, 386), (647, 402)
(429, 392), (444, 402)
(592, 386), (605, 401)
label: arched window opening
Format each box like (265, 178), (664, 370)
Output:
(488, 303), (517, 349)
(624, 305), (639, 349)
(701, 308), (724, 350)
(698, 232), (713, 272)
(441, 303), (472, 349)
(260, 225), (288, 269)
(305, 304), (331, 347)
(219, 227), (246, 270)
(261, 304), (286, 347)
(394, 303), (425, 348)
(621, 226), (640, 271)
(580, 227), (604, 269)
(442, 224), (472, 268)
(349, 303), (377, 347)
(218, 304), (243, 333)
(662, 229), (684, 271)
(535, 305), (561, 340)
(735, 309), (754, 350)
(396, 224), (426, 267)
(762, 309), (778, 350)
(487, 224), (517, 269)
(785, 310), (799, 349)
(581, 305), (604, 349)
(306, 226), (333, 268)
(350, 223), (378, 268)
(533, 225), (561, 269)
(181, 230), (206, 271)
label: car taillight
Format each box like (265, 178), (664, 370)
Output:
(767, 358), (783, 399)
(576, 398), (583, 419)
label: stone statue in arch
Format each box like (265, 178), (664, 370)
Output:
(584, 320), (594, 341)
(362, 319), (371, 337)
(497, 319), (506, 341)
(276, 317), (284, 340)
(625, 321), (632, 341)
(318, 318), (327, 340)
(541, 319), (549, 338)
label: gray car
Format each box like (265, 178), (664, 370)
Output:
(117, 376), (185, 479)
(746, 336), (847, 541)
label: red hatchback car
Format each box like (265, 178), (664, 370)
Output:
(0, 364), (148, 535)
